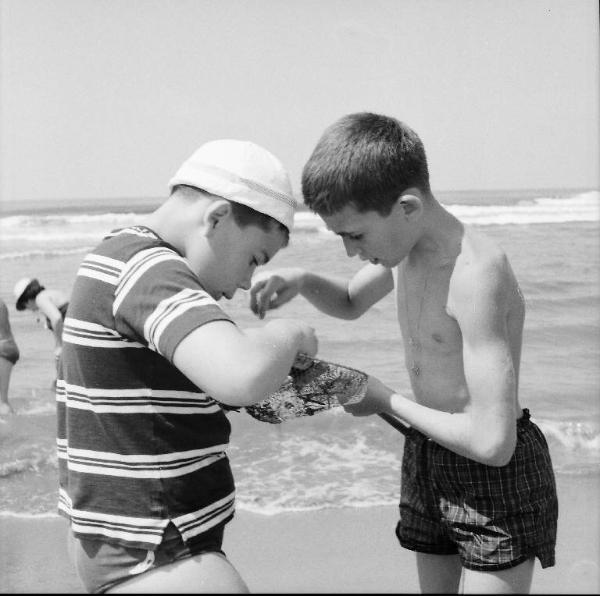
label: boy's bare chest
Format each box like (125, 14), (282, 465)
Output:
(396, 264), (463, 358)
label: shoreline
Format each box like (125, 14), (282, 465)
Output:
(1, 474), (598, 594)
(0, 188), (595, 216)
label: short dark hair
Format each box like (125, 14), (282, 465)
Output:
(171, 184), (289, 245)
(229, 201), (289, 246)
(301, 112), (430, 216)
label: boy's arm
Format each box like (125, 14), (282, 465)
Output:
(449, 252), (518, 463)
(250, 264), (394, 320)
(351, 255), (518, 466)
(111, 248), (318, 409)
(173, 317), (318, 407)
(36, 292), (64, 351)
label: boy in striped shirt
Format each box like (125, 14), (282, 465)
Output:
(57, 140), (317, 593)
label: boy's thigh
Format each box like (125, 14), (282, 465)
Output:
(461, 556), (535, 594)
(416, 552), (462, 593)
(415, 553), (535, 594)
(107, 551), (249, 594)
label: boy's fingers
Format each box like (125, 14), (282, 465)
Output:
(256, 277), (283, 313)
(267, 293), (288, 310)
(249, 278), (267, 299)
(249, 275), (292, 318)
(249, 279), (265, 315)
(249, 278), (274, 317)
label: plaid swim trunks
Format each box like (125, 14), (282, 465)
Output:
(396, 409), (558, 571)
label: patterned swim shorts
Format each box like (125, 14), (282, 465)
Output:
(396, 409), (558, 571)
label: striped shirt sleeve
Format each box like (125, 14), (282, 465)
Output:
(113, 246), (234, 361)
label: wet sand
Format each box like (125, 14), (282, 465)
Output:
(1, 474), (598, 593)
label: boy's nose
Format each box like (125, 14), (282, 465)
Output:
(343, 238), (359, 258)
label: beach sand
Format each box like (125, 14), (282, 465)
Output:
(1, 475), (598, 594)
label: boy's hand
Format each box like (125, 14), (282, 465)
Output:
(263, 318), (318, 361)
(342, 375), (394, 416)
(250, 268), (305, 319)
(294, 321), (318, 360)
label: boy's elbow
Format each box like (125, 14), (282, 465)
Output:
(340, 301), (368, 320)
(211, 362), (284, 407)
(211, 378), (267, 408)
(484, 448), (514, 468)
(478, 435), (517, 467)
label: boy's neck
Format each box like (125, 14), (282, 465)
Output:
(409, 198), (463, 267)
(141, 198), (201, 252)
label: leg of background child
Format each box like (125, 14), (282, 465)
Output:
(0, 357), (15, 415)
(416, 552), (462, 593)
(106, 551), (249, 594)
(461, 557), (534, 594)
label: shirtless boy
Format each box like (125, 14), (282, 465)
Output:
(250, 112), (558, 593)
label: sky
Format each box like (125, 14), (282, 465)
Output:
(0, 0), (598, 204)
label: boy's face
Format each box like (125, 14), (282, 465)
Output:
(321, 202), (414, 268)
(189, 215), (287, 301)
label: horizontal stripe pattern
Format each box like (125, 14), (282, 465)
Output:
(113, 246), (189, 314)
(59, 487), (168, 545)
(58, 487), (236, 546)
(144, 289), (219, 352)
(58, 226), (236, 550)
(56, 380), (220, 415)
(63, 317), (144, 349)
(66, 447), (226, 479)
(176, 491), (236, 541)
(77, 253), (123, 285)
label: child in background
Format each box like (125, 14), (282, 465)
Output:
(57, 139), (317, 593)
(14, 277), (69, 370)
(250, 112), (558, 594)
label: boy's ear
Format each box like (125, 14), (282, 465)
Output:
(396, 189), (424, 220)
(203, 200), (233, 235)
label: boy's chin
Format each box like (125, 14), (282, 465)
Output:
(206, 288), (226, 301)
(372, 258), (394, 268)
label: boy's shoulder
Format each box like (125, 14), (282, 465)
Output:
(96, 225), (179, 260)
(102, 225), (163, 246)
(457, 228), (510, 276)
(449, 228), (516, 306)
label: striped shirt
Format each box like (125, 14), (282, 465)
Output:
(57, 226), (236, 550)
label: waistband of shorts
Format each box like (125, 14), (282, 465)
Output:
(518, 407), (531, 426)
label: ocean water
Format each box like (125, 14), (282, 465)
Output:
(0, 188), (598, 518)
